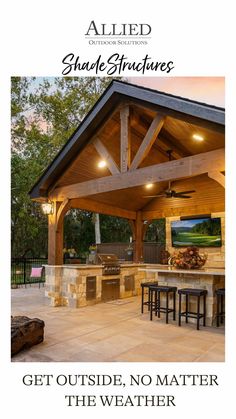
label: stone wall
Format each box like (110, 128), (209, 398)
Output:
(165, 212), (225, 268)
(155, 271), (225, 326)
(45, 264), (147, 308)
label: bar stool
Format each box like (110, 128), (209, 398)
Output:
(216, 288), (225, 327)
(149, 285), (177, 324)
(178, 288), (207, 330)
(141, 281), (158, 313)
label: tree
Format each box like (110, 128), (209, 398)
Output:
(93, 213), (101, 244)
(100, 215), (132, 243)
(145, 219), (166, 243)
(11, 76), (132, 258)
(11, 77), (50, 257)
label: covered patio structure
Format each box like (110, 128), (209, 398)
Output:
(30, 80), (225, 316)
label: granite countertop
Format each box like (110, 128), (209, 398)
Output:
(139, 265), (225, 276)
(44, 263), (146, 269)
(44, 263), (225, 275)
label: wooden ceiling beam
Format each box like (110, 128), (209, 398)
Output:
(129, 124), (175, 160)
(131, 109), (187, 159)
(56, 198), (70, 229)
(120, 106), (131, 172)
(50, 148), (225, 201)
(70, 198), (136, 220)
(92, 137), (120, 175)
(208, 171), (225, 188)
(129, 114), (165, 171)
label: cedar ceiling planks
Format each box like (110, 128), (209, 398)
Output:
(142, 174), (225, 213)
(88, 183), (168, 211)
(132, 105), (224, 156)
(163, 116), (225, 154)
(86, 174), (225, 213)
(55, 143), (111, 187)
(54, 102), (225, 191)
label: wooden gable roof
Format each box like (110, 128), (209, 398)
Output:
(29, 80), (225, 201)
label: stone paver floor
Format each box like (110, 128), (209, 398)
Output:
(11, 287), (225, 362)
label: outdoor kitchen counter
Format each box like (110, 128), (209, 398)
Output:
(44, 263), (148, 308)
(44, 263), (225, 325)
(139, 265), (225, 326)
(44, 263), (142, 269)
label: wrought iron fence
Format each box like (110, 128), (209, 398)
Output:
(11, 257), (47, 287)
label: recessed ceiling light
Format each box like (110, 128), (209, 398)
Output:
(193, 134), (204, 142)
(98, 160), (107, 168)
(145, 183), (154, 189)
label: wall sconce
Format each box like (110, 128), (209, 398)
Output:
(41, 201), (54, 215)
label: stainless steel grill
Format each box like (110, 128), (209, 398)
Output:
(97, 254), (121, 276)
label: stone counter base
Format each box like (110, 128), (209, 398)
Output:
(44, 265), (224, 327)
(147, 271), (225, 327)
(45, 265), (149, 308)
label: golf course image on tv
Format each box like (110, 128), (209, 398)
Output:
(171, 217), (222, 247)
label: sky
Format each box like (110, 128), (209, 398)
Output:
(128, 77), (225, 107)
(27, 76), (224, 140)
(29, 76), (225, 108)
(172, 219), (209, 228)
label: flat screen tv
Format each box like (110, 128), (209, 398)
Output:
(171, 217), (222, 247)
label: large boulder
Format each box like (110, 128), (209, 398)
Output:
(11, 316), (45, 356)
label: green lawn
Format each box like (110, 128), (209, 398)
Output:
(173, 232), (221, 247)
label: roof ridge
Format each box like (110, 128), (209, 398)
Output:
(111, 79), (225, 111)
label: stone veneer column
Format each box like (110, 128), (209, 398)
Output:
(44, 265), (67, 307)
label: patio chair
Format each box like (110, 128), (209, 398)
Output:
(30, 266), (45, 288)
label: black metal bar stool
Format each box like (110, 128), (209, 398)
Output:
(178, 288), (207, 330)
(141, 281), (158, 313)
(149, 285), (177, 324)
(216, 288), (225, 327)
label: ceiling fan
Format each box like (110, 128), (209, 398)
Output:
(143, 150), (196, 199)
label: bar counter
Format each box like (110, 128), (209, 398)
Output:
(139, 265), (225, 275)
(139, 265), (225, 326)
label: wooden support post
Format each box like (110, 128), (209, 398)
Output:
(48, 201), (67, 265)
(133, 211), (144, 263)
(120, 106), (130, 172)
